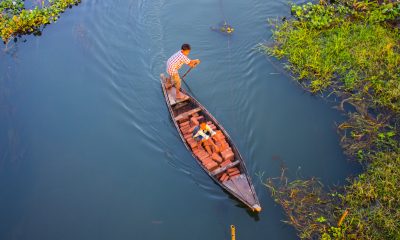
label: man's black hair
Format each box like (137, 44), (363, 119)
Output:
(199, 118), (206, 125)
(181, 43), (191, 51)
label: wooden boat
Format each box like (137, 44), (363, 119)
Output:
(160, 73), (261, 212)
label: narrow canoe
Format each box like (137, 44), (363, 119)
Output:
(160, 73), (261, 212)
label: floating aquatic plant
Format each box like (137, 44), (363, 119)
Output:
(0, 0), (81, 43)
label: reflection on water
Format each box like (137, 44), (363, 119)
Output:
(73, 23), (92, 51)
(0, 63), (25, 171)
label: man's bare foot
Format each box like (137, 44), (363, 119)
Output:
(176, 93), (185, 99)
(165, 83), (172, 89)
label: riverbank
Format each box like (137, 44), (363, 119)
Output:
(262, 1), (400, 239)
(0, 0), (80, 44)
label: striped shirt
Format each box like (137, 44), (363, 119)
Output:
(166, 51), (191, 76)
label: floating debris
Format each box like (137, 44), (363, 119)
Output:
(211, 21), (234, 36)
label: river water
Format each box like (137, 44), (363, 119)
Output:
(0, 0), (360, 239)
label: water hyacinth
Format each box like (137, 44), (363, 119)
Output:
(0, 0), (81, 43)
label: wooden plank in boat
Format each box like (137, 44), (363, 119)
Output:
(167, 86), (189, 105)
(211, 160), (240, 176)
(224, 174), (257, 206)
(174, 102), (189, 110)
(174, 107), (202, 122)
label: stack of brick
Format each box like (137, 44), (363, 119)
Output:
(180, 114), (238, 175)
(219, 172), (229, 182)
(214, 146), (234, 168)
(177, 115), (190, 124)
(213, 131), (230, 152)
(193, 148), (218, 171)
(218, 167), (241, 182)
(211, 152), (223, 164)
(227, 167), (241, 179)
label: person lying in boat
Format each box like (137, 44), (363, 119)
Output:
(192, 119), (219, 152)
(166, 43), (201, 100)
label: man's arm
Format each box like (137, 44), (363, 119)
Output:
(194, 129), (209, 140)
(188, 59), (201, 68)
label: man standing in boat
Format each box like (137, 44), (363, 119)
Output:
(166, 43), (201, 100)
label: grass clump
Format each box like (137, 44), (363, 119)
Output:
(0, 0), (81, 43)
(265, 2), (400, 111)
(261, 0), (400, 239)
(342, 151), (400, 239)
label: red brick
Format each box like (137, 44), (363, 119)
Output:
(216, 140), (229, 152)
(227, 167), (239, 173)
(187, 141), (197, 149)
(213, 133), (225, 141)
(205, 145), (213, 155)
(198, 155), (210, 162)
(187, 137), (195, 142)
(192, 113), (199, 117)
(221, 147), (233, 154)
(198, 153), (210, 161)
(195, 151), (206, 158)
(181, 127), (192, 135)
(190, 117), (199, 127)
(215, 131), (225, 138)
(179, 121), (190, 127)
(221, 148), (233, 157)
(228, 170), (240, 176)
(221, 149), (234, 162)
(198, 149), (208, 155)
(229, 171), (240, 176)
(178, 117), (189, 124)
(215, 142), (222, 151)
(219, 173), (228, 181)
(180, 125), (190, 131)
(211, 153), (223, 163)
(221, 174), (230, 182)
(200, 156), (212, 164)
(204, 161), (218, 171)
(222, 143), (230, 151)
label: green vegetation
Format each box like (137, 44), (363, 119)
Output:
(0, 0), (81, 43)
(261, 0), (400, 239)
